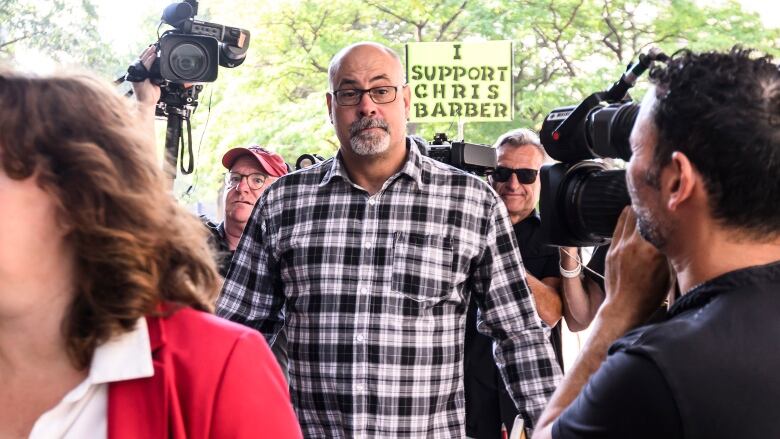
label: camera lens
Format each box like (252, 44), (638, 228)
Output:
(168, 42), (209, 81)
(564, 167), (630, 242)
(587, 102), (639, 161)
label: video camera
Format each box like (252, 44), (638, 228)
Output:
(418, 133), (496, 175)
(128, 0), (250, 85)
(122, 0), (250, 183)
(538, 49), (668, 246)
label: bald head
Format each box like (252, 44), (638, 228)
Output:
(325, 41), (411, 161)
(328, 42), (405, 91)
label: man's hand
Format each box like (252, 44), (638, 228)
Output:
(602, 207), (671, 327)
(532, 207), (673, 439)
(131, 46), (161, 109)
(129, 46), (161, 145)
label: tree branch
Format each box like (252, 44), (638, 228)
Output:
(601, 0), (624, 62)
(435, 0), (467, 41)
(0, 35), (30, 51)
(546, 0), (584, 77)
(367, 1), (418, 26)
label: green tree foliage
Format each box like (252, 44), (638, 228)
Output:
(4, 0), (778, 207)
(0, 0), (124, 75)
(179, 0), (777, 206)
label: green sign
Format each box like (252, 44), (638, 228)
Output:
(406, 41), (513, 123)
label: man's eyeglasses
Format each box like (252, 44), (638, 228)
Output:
(489, 167), (539, 184)
(224, 172), (268, 190)
(331, 86), (400, 106)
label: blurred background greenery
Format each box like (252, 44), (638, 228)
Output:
(3, 0), (778, 217)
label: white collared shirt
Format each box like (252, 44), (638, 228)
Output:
(29, 318), (155, 439)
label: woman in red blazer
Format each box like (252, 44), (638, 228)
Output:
(0, 70), (302, 438)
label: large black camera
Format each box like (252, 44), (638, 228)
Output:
(538, 50), (667, 246)
(122, 1), (251, 183)
(132, 0), (250, 84)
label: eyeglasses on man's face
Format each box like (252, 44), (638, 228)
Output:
(489, 166), (539, 184)
(331, 85), (401, 106)
(224, 172), (268, 190)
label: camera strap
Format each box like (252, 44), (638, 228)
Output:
(179, 117), (194, 175)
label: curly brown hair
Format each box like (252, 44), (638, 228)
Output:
(647, 47), (780, 238)
(0, 69), (220, 369)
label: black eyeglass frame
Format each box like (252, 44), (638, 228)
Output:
(489, 166), (539, 184)
(224, 172), (269, 190)
(330, 85), (403, 106)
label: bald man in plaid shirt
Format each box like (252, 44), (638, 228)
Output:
(217, 42), (561, 438)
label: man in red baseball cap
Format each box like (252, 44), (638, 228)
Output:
(204, 145), (289, 275)
(201, 145), (290, 378)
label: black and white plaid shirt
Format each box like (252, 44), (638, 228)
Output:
(217, 144), (561, 438)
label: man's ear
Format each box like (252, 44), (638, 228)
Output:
(326, 92), (334, 124)
(665, 151), (696, 211)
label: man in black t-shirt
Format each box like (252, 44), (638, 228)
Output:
(465, 128), (597, 438)
(533, 48), (780, 439)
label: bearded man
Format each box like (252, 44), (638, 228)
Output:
(217, 42), (560, 438)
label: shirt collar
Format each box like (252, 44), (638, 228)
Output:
(319, 138), (426, 191)
(668, 260), (780, 318)
(88, 317), (155, 385)
(519, 209), (541, 225)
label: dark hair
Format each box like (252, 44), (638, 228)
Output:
(0, 70), (219, 369)
(648, 47), (780, 237)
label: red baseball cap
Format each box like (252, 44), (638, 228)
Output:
(221, 145), (288, 177)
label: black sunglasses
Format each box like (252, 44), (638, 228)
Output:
(490, 166), (539, 184)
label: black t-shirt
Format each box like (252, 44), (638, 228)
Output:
(553, 350), (682, 438)
(584, 245), (608, 291)
(554, 261), (780, 438)
(513, 212), (561, 280)
(512, 212), (563, 366)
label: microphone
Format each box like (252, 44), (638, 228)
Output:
(604, 48), (668, 102)
(161, 2), (193, 28)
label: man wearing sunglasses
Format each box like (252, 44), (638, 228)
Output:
(218, 42), (560, 438)
(466, 128), (596, 439)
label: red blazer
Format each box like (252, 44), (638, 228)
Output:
(107, 306), (302, 438)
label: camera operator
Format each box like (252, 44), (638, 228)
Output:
(130, 47), (288, 276)
(533, 47), (780, 439)
(130, 49), (291, 376)
(465, 128), (603, 438)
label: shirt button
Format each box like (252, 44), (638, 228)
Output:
(368, 197), (377, 206)
(356, 383), (365, 391)
(355, 333), (365, 342)
(360, 287), (368, 294)
(364, 241), (373, 249)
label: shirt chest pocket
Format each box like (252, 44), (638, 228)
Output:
(391, 232), (455, 306)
